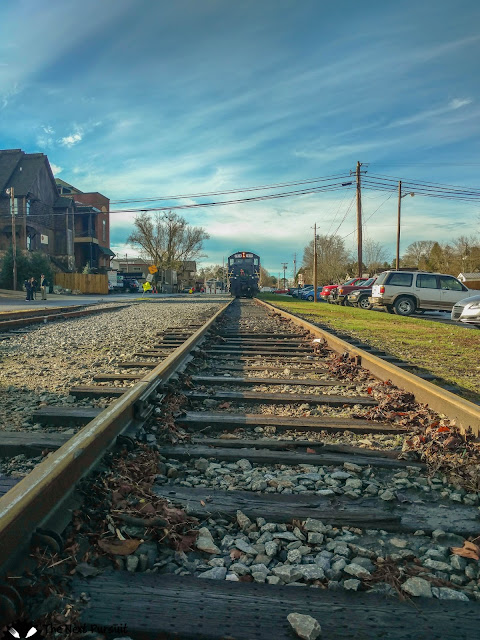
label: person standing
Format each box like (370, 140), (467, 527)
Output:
(31, 277), (38, 300)
(24, 278), (33, 301)
(40, 274), (48, 300)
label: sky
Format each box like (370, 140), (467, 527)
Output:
(1, 0), (480, 278)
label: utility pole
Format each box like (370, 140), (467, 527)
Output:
(281, 262), (288, 289)
(293, 253), (297, 283)
(313, 223), (318, 302)
(6, 187), (17, 290)
(396, 181), (402, 270)
(356, 161), (363, 277)
(396, 182), (414, 270)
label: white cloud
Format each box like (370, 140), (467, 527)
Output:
(59, 130), (83, 147)
(1, 82), (20, 109)
(50, 163), (62, 175)
(449, 98), (472, 110)
(43, 125), (55, 134)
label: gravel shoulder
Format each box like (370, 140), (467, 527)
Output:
(0, 299), (225, 435)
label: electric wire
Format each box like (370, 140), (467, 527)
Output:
(107, 172), (354, 205)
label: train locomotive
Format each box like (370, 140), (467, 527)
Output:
(227, 251), (260, 298)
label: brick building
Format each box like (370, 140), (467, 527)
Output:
(56, 179), (114, 271)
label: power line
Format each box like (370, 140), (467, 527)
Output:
(108, 172), (354, 205)
(331, 194), (357, 237)
(0, 181), (356, 220)
(340, 192), (394, 240)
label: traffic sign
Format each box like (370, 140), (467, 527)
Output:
(148, 265), (158, 274)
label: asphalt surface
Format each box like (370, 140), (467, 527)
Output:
(0, 291), (228, 312)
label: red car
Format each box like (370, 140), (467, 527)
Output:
(272, 288), (289, 294)
(320, 277), (369, 303)
(332, 277), (377, 306)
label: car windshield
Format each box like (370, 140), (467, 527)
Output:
(361, 278), (375, 287)
(343, 278), (357, 285)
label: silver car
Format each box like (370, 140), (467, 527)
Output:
(451, 294), (480, 327)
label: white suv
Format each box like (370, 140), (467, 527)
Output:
(370, 270), (471, 316)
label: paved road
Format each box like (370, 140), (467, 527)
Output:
(0, 292), (229, 312)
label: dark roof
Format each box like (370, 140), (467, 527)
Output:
(55, 178), (83, 194)
(0, 149), (57, 197)
(0, 149), (23, 194)
(54, 196), (75, 208)
(98, 245), (115, 257)
(76, 205), (101, 213)
(9, 153), (49, 196)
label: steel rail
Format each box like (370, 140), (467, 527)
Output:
(0, 304), (132, 330)
(0, 299), (233, 575)
(256, 298), (480, 434)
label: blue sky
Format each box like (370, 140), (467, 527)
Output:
(1, 0), (479, 277)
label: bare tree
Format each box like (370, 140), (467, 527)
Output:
(127, 211), (209, 269)
(259, 266), (276, 287)
(401, 241), (436, 268)
(363, 238), (388, 273)
(302, 234), (350, 284)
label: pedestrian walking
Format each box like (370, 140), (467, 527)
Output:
(24, 278), (33, 301)
(40, 274), (48, 300)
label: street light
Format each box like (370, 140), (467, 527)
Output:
(5, 187), (16, 291)
(281, 262), (288, 289)
(396, 181), (414, 270)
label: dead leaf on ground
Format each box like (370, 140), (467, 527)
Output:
(218, 402), (231, 409)
(230, 548), (243, 560)
(451, 540), (480, 561)
(306, 447), (316, 454)
(98, 538), (142, 556)
(137, 502), (157, 516)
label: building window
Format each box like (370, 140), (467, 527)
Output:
(26, 200), (30, 215)
(102, 219), (106, 241)
(26, 236), (32, 251)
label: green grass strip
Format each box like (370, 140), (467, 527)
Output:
(258, 294), (480, 404)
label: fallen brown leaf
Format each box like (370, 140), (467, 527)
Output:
(451, 540), (480, 561)
(98, 538), (142, 556)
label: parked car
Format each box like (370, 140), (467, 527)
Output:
(300, 286), (324, 301)
(347, 284), (375, 310)
(292, 285), (313, 298)
(272, 288), (289, 294)
(370, 270), (472, 316)
(451, 294), (480, 327)
(124, 279), (140, 293)
(320, 278), (369, 302)
(331, 277), (377, 306)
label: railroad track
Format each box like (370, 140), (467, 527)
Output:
(1, 299), (479, 639)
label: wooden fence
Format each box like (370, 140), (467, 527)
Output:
(54, 273), (108, 294)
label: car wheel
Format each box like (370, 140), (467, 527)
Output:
(393, 296), (416, 316)
(341, 298), (350, 306)
(385, 305), (395, 314)
(306, 295), (314, 302)
(357, 296), (372, 310)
